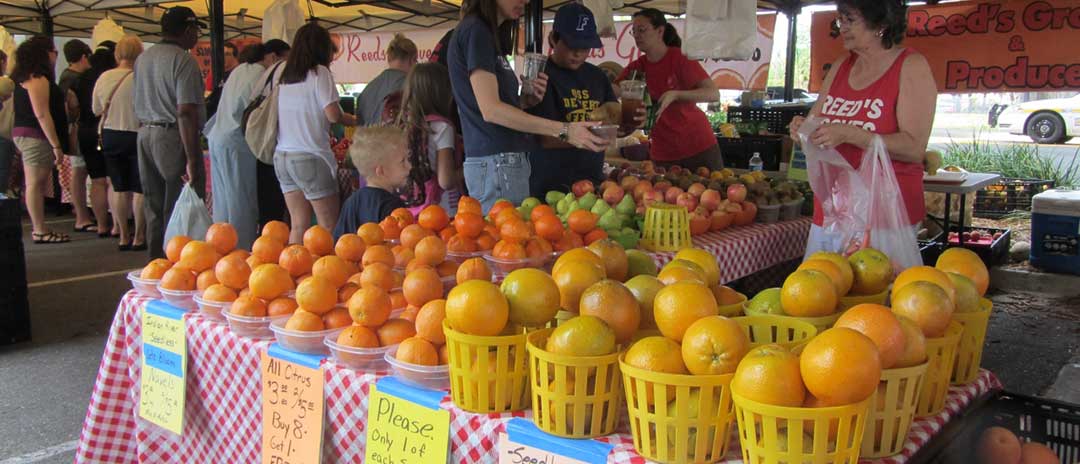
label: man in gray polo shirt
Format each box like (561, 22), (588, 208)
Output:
(133, 6), (206, 258)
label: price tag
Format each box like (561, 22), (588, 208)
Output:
(261, 344), (325, 464)
(787, 148), (808, 182)
(365, 376), (450, 464)
(139, 300), (187, 435)
(497, 418), (613, 464)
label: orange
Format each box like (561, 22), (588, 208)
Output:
(399, 304), (421, 322)
(248, 264), (294, 300)
(891, 281), (954, 338)
(351, 260), (393, 291)
(500, 268), (561, 327)
(404, 258), (429, 274)
(403, 267), (443, 307)
(625, 275), (664, 329)
(295, 276), (338, 315)
(303, 225), (334, 257)
(797, 259), (845, 297)
(567, 210), (597, 235)
(545, 315), (616, 356)
(439, 225), (456, 242)
(673, 248), (720, 287)
(179, 240), (219, 272)
(418, 205), (450, 231)
(624, 336), (687, 403)
(492, 240), (526, 260)
(533, 214), (564, 242)
(552, 248), (605, 276)
(203, 284), (238, 302)
(587, 239), (629, 282)
(414, 236), (447, 265)
(493, 208), (521, 231)
(337, 325), (380, 348)
(362, 245), (395, 268)
(523, 237), (553, 260)
(358, 222), (386, 245)
(196, 269), (218, 291)
(848, 248), (893, 295)
(252, 236), (285, 264)
(947, 272), (982, 313)
(976, 427), (1022, 464)
(377, 318), (417, 346)
(476, 233), (497, 251)
(295, 274), (313, 287)
(400, 224), (433, 250)
(435, 260), (458, 278)
(379, 216), (402, 241)
(653, 281), (719, 342)
(730, 344), (806, 407)
(285, 309), (325, 331)
(278, 245), (314, 278)
(447, 234), (478, 253)
(807, 251), (855, 296)
(389, 290), (406, 309)
(439, 344), (450, 365)
(338, 283), (360, 303)
(141, 258), (173, 280)
(334, 233), (367, 262)
(396, 337), (439, 366)
(225, 249), (250, 261)
(165, 235), (192, 263)
(894, 266), (956, 306)
(238, 287), (252, 299)
(681, 316), (750, 375)
(347, 286), (392, 327)
(578, 279), (641, 344)
(780, 269), (838, 317)
(205, 223), (238, 255)
(454, 213), (485, 239)
(712, 285), (744, 306)
(657, 259), (707, 286)
(894, 316), (928, 368)
(458, 196), (482, 216)
(554, 231), (584, 251)
(312, 255), (355, 288)
(834, 303), (905, 369)
(262, 220), (290, 245)
(1020, 442), (1060, 464)
(393, 245), (415, 268)
(499, 219), (532, 243)
(583, 229), (608, 245)
(267, 297), (299, 317)
(160, 267), (197, 291)
(552, 260), (606, 313)
(935, 247), (990, 296)
(456, 257), (493, 285)
(415, 299), (447, 345)
(231, 295), (268, 317)
(445, 280), (509, 336)
(322, 307), (352, 329)
(800, 327), (882, 405)
(530, 204), (556, 222)
(213, 254), (250, 290)
(391, 208), (415, 227)
(488, 200), (515, 223)
(246, 254), (265, 271)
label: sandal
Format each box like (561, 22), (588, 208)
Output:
(33, 231), (71, 244)
(130, 241), (147, 251)
(74, 223), (98, 233)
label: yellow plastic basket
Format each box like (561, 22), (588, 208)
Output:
(915, 321), (963, 417)
(861, 361), (929, 458)
(639, 204), (692, 252)
(733, 392), (871, 464)
(839, 288), (890, 310)
(950, 298), (993, 385)
(443, 321), (530, 414)
(620, 354), (735, 463)
(732, 315), (818, 350)
(717, 292), (748, 317)
(526, 329), (623, 438)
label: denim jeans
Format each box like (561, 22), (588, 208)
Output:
(463, 152), (531, 213)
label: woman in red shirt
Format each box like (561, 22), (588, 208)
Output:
(789, 0), (937, 256)
(617, 9), (722, 170)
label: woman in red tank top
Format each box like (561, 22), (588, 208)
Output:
(790, 1), (938, 247)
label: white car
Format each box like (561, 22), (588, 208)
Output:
(990, 94), (1080, 144)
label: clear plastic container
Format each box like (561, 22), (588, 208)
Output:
(222, 303), (288, 339)
(269, 317), (345, 355)
(755, 203), (782, 224)
(779, 199), (804, 221)
(325, 335), (396, 372)
(384, 346), (450, 391)
(157, 285), (198, 311)
(483, 253), (548, 275)
(192, 293), (227, 321)
(127, 270), (162, 298)
(446, 250), (485, 265)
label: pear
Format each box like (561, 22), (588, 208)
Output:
(546, 190), (566, 206)
(615, 194), (637, 215)
(578, 192), (598, 211)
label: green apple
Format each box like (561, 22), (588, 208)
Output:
(546, 191), (566, 206)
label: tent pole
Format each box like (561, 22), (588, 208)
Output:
(209, 0), (225, 89)
(41, 10), (54, 37)
(524, 0), (542, 53)
(783, 2), (800, 102)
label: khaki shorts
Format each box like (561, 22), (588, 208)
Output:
(13, 136), (54, 168)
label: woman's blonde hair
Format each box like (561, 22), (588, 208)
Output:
(115, 35), (143, 62)
(386, 33), (418, 62)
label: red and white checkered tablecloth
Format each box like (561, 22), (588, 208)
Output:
(648, 217), (812, 284)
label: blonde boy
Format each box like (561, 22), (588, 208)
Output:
(332, 126), (412, 239)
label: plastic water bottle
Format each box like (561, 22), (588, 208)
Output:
(749, 152), (764, 172)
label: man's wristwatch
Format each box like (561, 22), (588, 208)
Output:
(557, 122), (570, 142)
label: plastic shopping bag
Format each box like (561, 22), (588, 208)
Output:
(164, 183), (212, 250)
(684, 0), (757, 60)
(798, 116), (922, 273)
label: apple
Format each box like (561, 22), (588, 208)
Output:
(724, 201), (743, 213)
(710, 210), (734, 231)
(734, 201), (758, 226)
(970, 231), (982, 241)
(676, 192), (699, 211)
(699, 189), (722, 211)
(603, 185), (625, 205)
(654, 181), (672, 193)
(635, 205), (646, 215)
(620, 175), (640, 190)
(632, 180), (653, 201)
(664, 187), (684, 204)
(727, 184), (748, 203)
(669, 165), (683, 175)
(689, 210), (711, 235)
(572, 180), (594, 198)
(687, 183), (706, 197)
(654, 166), (667, 175)
(642, 190), (663, 206)
(696, 166), (711, 177)
(641, 160), (654, 172)
(600, 180), (618, 193)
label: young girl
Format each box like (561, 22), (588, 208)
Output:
(398, 62), (464, 215)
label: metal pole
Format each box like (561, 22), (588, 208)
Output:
(524, 0), (543, 53)
(783, 3), (800, 102)
(209, 0), (225, 89)
(41, 10), (54, 37)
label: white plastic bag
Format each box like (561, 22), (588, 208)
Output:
(164, 183), (212, 249)
(91, 18), (126, 49)
(583, 0), (616, 38)
(0, 27), (15, 75)
(798, 116), (922, 273)
(684, 0), (757, 60)
(263, 0), (305, 44)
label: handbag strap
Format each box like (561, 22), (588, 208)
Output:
(261, 62), (285, 95)
(98, 71), (132, 136)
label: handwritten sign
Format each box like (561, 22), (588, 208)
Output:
(261, 344), (325, 464)
(497, 418), (612, 464)
(140, 301), (187, 435)
(364, 377), (450, 464)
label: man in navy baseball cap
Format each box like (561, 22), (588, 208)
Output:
(552, 2), (604, 50)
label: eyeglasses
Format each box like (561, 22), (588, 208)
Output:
(629, 25), (655, 37)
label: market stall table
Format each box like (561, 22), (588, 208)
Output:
(924, 173), (1002, 247)
(78, 291), (1001, 464)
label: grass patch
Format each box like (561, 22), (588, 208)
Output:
(943, 131), (1080, 187)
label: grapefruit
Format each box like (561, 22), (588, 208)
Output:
(545, 315), (616, 357)
(653, 282), (718, 342)
(500, 268), (561, 327)
(780, 269), (838, 317)
(730, 344), (806, 407)
(848, 248), (892, 295)
(578, 279), (641, 344)
(681, 316), (750, 375)
(800, 327), (882, 405)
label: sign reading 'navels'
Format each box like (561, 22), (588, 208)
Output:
(810, 0), (1080, 93)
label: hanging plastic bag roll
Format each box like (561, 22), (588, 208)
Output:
(163, 183), (213, 250)
(797, 116), (922, 273)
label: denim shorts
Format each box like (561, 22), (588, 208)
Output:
(463, 152), (531, 213)
(273, 151), (337, 201)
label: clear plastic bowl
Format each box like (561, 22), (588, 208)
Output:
(755, 203), (782, 224)
(127, 270), (162, 298)
(482, 253), (548, 275)
(446, 250), (486, 265)
(192, 293), (227, 321)
(269, 317), (345, 355)
(157, 285), (198, 311)
(325, 335), (396, 371)
(222, 303), (288, 339)
(779, 199), (804, 221)
(384, 346), (450, 391)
